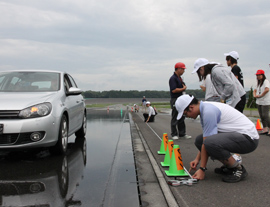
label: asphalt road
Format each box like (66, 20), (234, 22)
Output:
(131, 110), (270, 207)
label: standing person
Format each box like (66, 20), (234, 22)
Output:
(143, 101), (156, 123)
(141, 96), (147, 112)
(253, 69), (270, 135)
(192, 62), (220, 102)
(169, 62), (191, 140)
(193, 58), (246, 108)
(224, 51), (246, 113)
(174, 94), (259, 182)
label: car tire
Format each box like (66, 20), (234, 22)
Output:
(75, 111), (87, 137)
(58, 155), (69, 198)
(52, 115), (68, 155)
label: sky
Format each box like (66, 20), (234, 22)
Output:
(0, 0), (269, 92)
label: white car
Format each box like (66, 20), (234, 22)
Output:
(0, 70), (87, 154)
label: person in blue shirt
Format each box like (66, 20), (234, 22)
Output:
(169, 62), (191, 140)
(141, 96), (147, 112)
(175, 94), (259, 183)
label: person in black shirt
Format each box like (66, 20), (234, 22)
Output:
(224, 51), (246, 113)
(169, 62), (191, 140)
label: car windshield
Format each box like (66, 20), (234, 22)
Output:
(0, 71), (60, 92)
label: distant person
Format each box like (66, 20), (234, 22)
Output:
(224, 51), (246, 113)
(141, 96), (147, 112)
(193, 58), (246, 109)
(169, 62), (191, 140)
(143, 101), (156, 123)
(253, 69), (270, 135)
(133, 104), (139, 113)
(192, 61), (220, 102)
(175, 94), (259, 183)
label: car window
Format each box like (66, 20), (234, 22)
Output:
(67, 74), (78, 88)
(0, 72), (60, 92)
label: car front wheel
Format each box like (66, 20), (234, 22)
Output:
(52, 115), (68, 155)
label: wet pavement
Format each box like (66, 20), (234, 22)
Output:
(0, 108), (139, 207)
(0, 104), (268, 207)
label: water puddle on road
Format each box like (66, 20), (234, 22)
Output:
(0, 109), (139, 207)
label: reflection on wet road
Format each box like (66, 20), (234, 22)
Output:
(0, 137), (86, 206)
(0, 109), (139, 207)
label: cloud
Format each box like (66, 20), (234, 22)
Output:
(0, 0), (269, 92)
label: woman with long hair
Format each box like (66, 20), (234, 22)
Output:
(253, 69), (270, 135)
(192, 60), (220, 102)
(193, 58), (246, 109)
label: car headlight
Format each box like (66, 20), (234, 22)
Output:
(19, 103), (52, 118)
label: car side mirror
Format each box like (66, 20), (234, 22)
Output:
(67, 87), (82, 96)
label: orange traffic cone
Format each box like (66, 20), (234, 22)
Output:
(161, 140), (174, 167)
(157, 133), (168, 155)
(165, 145), (189, 177)
(256, 119), (263, 131)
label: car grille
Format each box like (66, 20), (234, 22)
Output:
(0, 133), (18, 144)
(0, 132), (45, 145)
(0, 110), (20, 119)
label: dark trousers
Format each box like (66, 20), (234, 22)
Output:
(235, 94), (246, 113)
(170, 98), (186, 137)
(143, 113), (155, 122)
(257, 104), (270, 128)
(194, 133), (258, 161)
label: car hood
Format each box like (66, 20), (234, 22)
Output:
(0, 92), (59, 110)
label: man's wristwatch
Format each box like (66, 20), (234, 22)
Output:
(199, 167), (207, 172)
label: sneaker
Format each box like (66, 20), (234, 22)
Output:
(172, 136), (179, 140)
(214, 165), (234, 175)
(222, 165), (248, 183)
(179, 135), (192, 139)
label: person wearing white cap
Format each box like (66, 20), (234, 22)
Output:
(169, 62), (191, 140)
(143, 101), (156, 123)
(175, 94), (259, 183)
(192, 58), (220, 102)
(193, 58), (246, 109)
(224, 51), (246, 113)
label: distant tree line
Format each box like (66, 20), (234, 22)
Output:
(82, 89), (208, 99)
(82, 89), (257, 108)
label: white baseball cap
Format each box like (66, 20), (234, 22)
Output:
(192, 58), (220, 74)
(146, 101), (150, 105)
(224, 51), (239, 60)
(175, 94), (194, 120)
(192, 58), (209, 74)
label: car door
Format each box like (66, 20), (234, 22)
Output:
(64, 74), (84, 134)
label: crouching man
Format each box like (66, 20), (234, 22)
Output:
(174, 94), (259, 183)
(143, 101), (156, 123)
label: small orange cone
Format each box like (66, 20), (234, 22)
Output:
(157, 133), (168, 155)
(161, 140), (174, 167)
(256, 119), (263, 131)
(165, 145), (189, 177)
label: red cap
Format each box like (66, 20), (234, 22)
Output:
(256, 69), (265, 75)
(175, 62), (186, 69)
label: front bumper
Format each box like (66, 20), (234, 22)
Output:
(0, 116), (60, 149)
